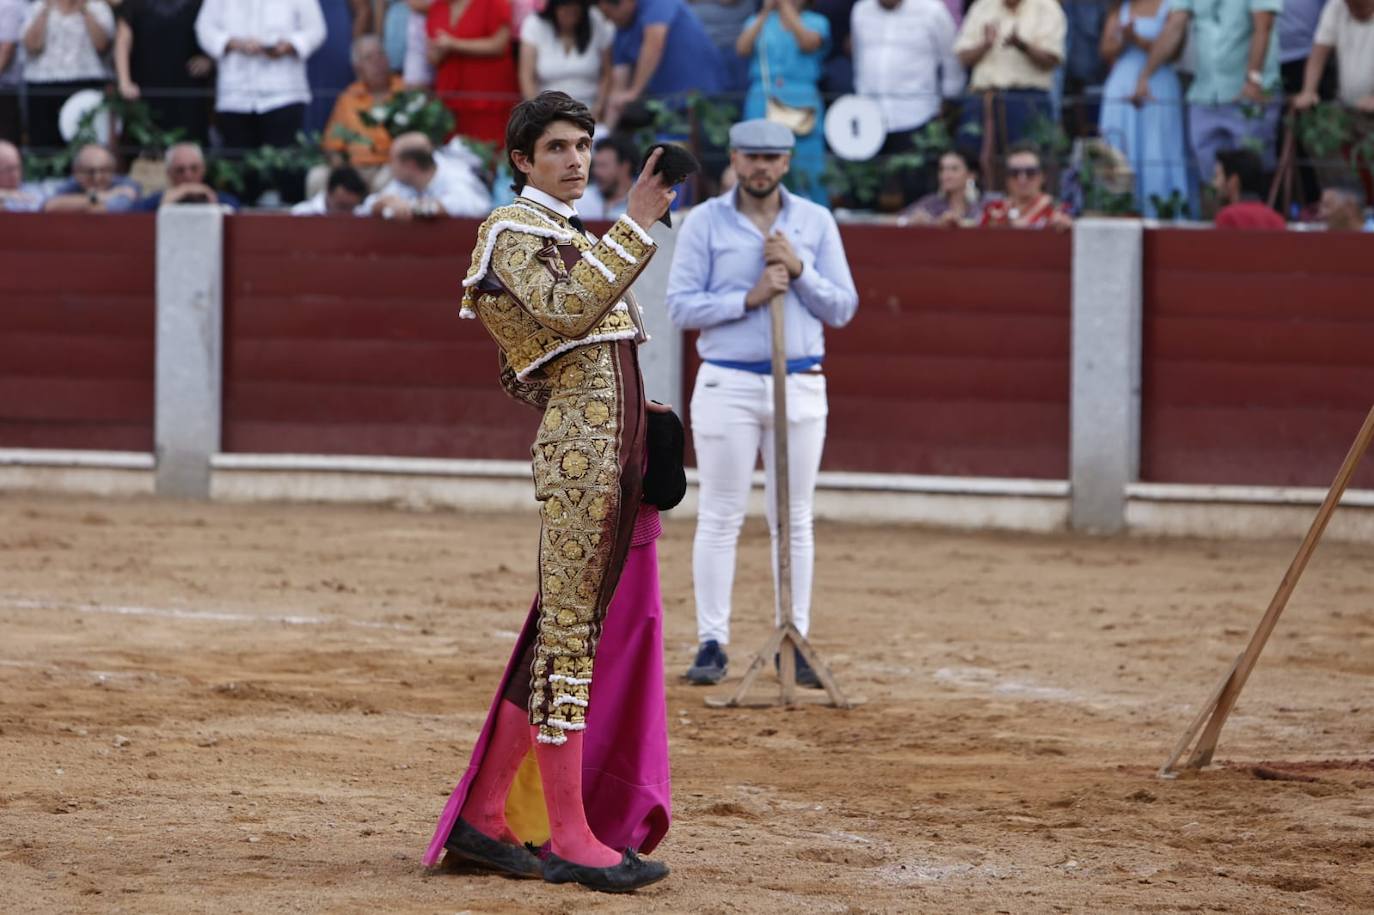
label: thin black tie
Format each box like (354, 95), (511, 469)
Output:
(568, 215), (586, 235)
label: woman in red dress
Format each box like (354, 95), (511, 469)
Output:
(427, 0), (520, 146)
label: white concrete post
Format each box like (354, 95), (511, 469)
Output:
(1070, 218), (1144, 533)
(155, 204), (224, 498)
(636, 219), (684, 410)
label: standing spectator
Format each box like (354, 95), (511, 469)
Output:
(360, 129), (491, 215)
(43, 142), (142, 211)
(1293, 0), (1374, 123)
(291, 162), (369, 212)
(133, 141), (240, 209)
(898, 147), (986, 224)
(666, 119), (858, 689)
(688, 0), (757, 94)
(1058, 0), (1108, 133)
(978, 142), (1073, 226)
(0, 139), (44, 210)
(1131, 0), (1283, 194)
(382, 0), (413, 69)
(810, 0), (855, 94)
(1279, 0), (1333, 100)
(0, 0), (23, 143)
(403, 0), (435, 86)
(311, 34), (403, 195)
(307, 0), (373, 133)
(580, 131), (636, 216)
(115, 0), (213, 145)
(427, 0), (519, 146)
(954, 0), (1065, 161)
(195, 0), (327, 152)
(1316, 182), (1370, 229)
(852, 0), (964, 207)
(597, 0), (725, 126)
(21, 0), (117, 151)
(1213, 148), (1285, 227)
(738, 0), (831, 205)
(1098, 0), (1192, 217)
(518, 0), (615, 119)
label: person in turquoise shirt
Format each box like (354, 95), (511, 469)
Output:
(736, 0), (831, 206)
(1130, 0), (1283, 205)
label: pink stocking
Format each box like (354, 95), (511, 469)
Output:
(457, 699), (531, 845)
(532, 728), (621, 867)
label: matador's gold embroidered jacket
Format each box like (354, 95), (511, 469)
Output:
(459, 199), (658, 389)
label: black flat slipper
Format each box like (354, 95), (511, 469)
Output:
(542, 849), (669, 893)
(443, 818), (543, 879)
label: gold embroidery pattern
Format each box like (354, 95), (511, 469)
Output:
(465, 206), (655, 382)
(529, 342), (624, 744)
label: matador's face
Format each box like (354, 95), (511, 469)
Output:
(515, 121), (594, 205)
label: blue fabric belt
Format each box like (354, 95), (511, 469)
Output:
(705, 356), (824, 375)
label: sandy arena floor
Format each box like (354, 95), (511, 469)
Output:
(1, 493), (1372, 914)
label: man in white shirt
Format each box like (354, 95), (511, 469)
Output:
(195, 0), (326, 156)
(292, 165), (370, 215)
(851, 0), (964, 206)
(360, 131), (492, 218)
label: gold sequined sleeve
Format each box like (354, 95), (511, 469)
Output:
(490, 215), (657, 341)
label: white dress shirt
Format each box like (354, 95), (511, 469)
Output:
(361, 154), (493, 218)
(851, 0), (964, 133)
(195, 0), (326, 114)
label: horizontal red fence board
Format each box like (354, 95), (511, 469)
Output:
(682, 226), (1073, 479)
(0, 214), (156, 451)
(1142, 229), (1374, 488)
(221, 215), (539, 460)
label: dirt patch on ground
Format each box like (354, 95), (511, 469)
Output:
(2, 494), (1372, 913)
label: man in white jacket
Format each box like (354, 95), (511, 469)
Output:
(196, 0), (326, 158)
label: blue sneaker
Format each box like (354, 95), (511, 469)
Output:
(686, 640), (727, 685)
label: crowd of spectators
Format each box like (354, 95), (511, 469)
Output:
(0, 0), (1368, 230)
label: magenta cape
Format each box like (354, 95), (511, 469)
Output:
(422, 512), (671, 867)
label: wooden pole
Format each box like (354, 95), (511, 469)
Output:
(1160, 406), (1374, 775)
(705, 294), (855, 709)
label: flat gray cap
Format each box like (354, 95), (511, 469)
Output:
(728, 119), (795, 153)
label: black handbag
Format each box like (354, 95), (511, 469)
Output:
(642, 406), (687, 511)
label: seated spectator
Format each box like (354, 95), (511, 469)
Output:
(0, 139), (44, 211)
(1213, 148), (1286, 229)
(292, 164), (371, 213)
(0, 0), (22, 143)
(1317, 182), (1371, 230)
(518, 0), (615, 120)
(427, 0), (519, 146)
(597, 0), (724, 127)
(22, 0), (117, 150)
(954, 0), (1064, 162)
(360, 130), (491, 217)
(309, 34), (404, 197)
(978, 142), (1071, 228)
(115, 0), (214, 145)
(579, 132), (636, 217)
(134, 142), (241, 211)
(899, 148), (986, 225)
(44, 144), (142, 212)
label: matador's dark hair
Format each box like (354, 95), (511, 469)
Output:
(506, 91), (596, 192)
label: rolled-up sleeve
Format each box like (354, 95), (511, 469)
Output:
(195, 0), (230, 59)
(666, 206), (748, 331)
(792, 212), (857, 328)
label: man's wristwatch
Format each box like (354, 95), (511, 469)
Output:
(1247, 70), (1264, 87)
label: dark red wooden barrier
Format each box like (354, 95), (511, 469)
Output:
(0, 213), (156, 451)
(221, 215), (540, 460)
(684, 226), (1073, 478)
(1142, 229), (1374, 488)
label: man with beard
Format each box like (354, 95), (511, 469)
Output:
(666, 119), (858, 689)
(580, 133), (638, 219)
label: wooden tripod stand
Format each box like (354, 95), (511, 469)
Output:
(706, 294), (855, 710)
(1159, 405), (1374, 777)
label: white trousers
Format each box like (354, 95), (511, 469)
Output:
(689, 362), (828, 646)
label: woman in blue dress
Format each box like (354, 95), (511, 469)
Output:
(736, 0), (831, 206)
(1098, 0), (1195, 218)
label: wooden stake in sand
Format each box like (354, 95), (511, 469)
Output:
(1159, 405), (1374, 777)
(706, 294), (854, 710)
